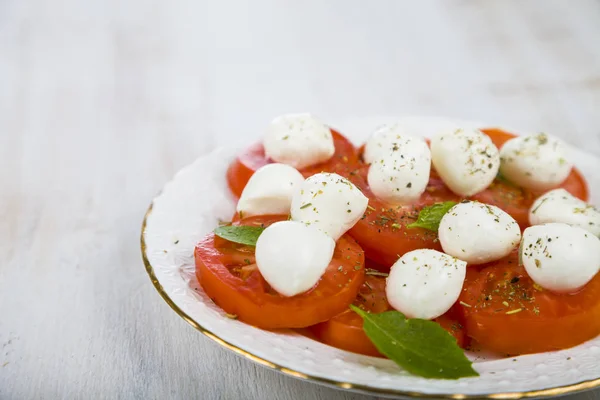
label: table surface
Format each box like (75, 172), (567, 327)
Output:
(2, 0), (600, 399)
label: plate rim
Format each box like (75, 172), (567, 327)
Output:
(140, 117), (600, 399)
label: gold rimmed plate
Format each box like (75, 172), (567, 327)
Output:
(141, 116), (600, 398)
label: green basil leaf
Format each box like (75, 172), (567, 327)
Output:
(407, 201), (457, 232)
(214, 226), (265, 246)
(350, 305), (478, 379)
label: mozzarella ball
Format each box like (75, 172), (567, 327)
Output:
(367, 134), (431, 205)
(430, 128), (500, 196)
(255, 221), (335, 297)
(499, 133), (573, 191)
(263, 113), (335, 169)
(236, 163), (305, 217)
(386, 249), (467, 320)
(439, 201), (521, 264)
(529, 189), (600, 236)
(291, 173), (369, 240)
(364, 123), (412, 164)
(521, 223), (600, 293)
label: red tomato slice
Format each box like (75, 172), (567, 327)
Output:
(311, 273), (467, 357)
(458, 250), (600, 355)
(470, 178), (536, 229)
(346, 166), (460, 267)
(226, 129), (358, 198)
(310, 274), (389, 357)
(195, 215), (365, 329)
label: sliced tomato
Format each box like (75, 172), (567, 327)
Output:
(195, 215), (365, 329)
(346, 166), (460, 267)
(556, 168), (589, 202)
(226, 129), (358, 198)
(458, 250), (600, 355)
(311, 273), (467, 357)
(470, 179), (536, 229)
(480, 127), (517, 149)
(310, 274), (389, 357)
(435, 306), (468, 349)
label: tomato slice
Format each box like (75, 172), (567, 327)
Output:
(560, 169), (589, 201)
(346, 166), (460, 267)
(226, 129), (358, 198)
(470, 179), (536, 229)
(195, 215), (365, 329)
(435, 306), (468, 349)
(458, 250), (600, 355)
(310, 274), (389, 357)
(480, 127), (517, 149)
(311, 273), (467, 357)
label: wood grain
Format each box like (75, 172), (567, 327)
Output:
(1, 0), (599, 399)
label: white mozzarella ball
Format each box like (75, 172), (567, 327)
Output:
(255, 221), (335, 297)
(367, 134), (431, 205)
(290, 173), (369, 241)
(521, 223), (600, 293)
(236, 163), (305, 217)
(439, 201), (521, 264)
(386, 249), (467, 320)
(430, 128), (500, 196)
(529, 189), (600, 236)
(363, 123), (412, 164)
(263, 113), (335, 169)
(499, 133), (573, 191)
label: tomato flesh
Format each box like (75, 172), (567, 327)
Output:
(311, 273), (467, 357)
(346, 166), (459, 267)
(226, 129), (358, 198)
(195, 215), (365, 329)
(470, 178), (536, 229)
(458, 250), (600, 355)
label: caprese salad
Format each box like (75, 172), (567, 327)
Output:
(195, 114), (600, 379)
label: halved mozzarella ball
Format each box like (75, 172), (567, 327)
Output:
(367, 134), (431, 205)
(438, 201), (521, 264)
(236, 163), (304, 217)
(264, 113), (335, 169)
(255, 221), (335, 297)
(499, 133), (572, 191)
(529, 189), (600, 236)
(386, 249), (467, 320)
(290, 172), (369, 240)
(430, 128), (500, 196)
(521, 223), (600, 293)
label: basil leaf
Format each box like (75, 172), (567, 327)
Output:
(350, 305), (478, 379)
(214, 226), (265, 246)
(407, 201), (457, 232)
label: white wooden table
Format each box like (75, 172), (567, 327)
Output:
(1, 0), (600, 399)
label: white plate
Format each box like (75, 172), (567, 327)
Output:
(141, 116), (600, 398)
